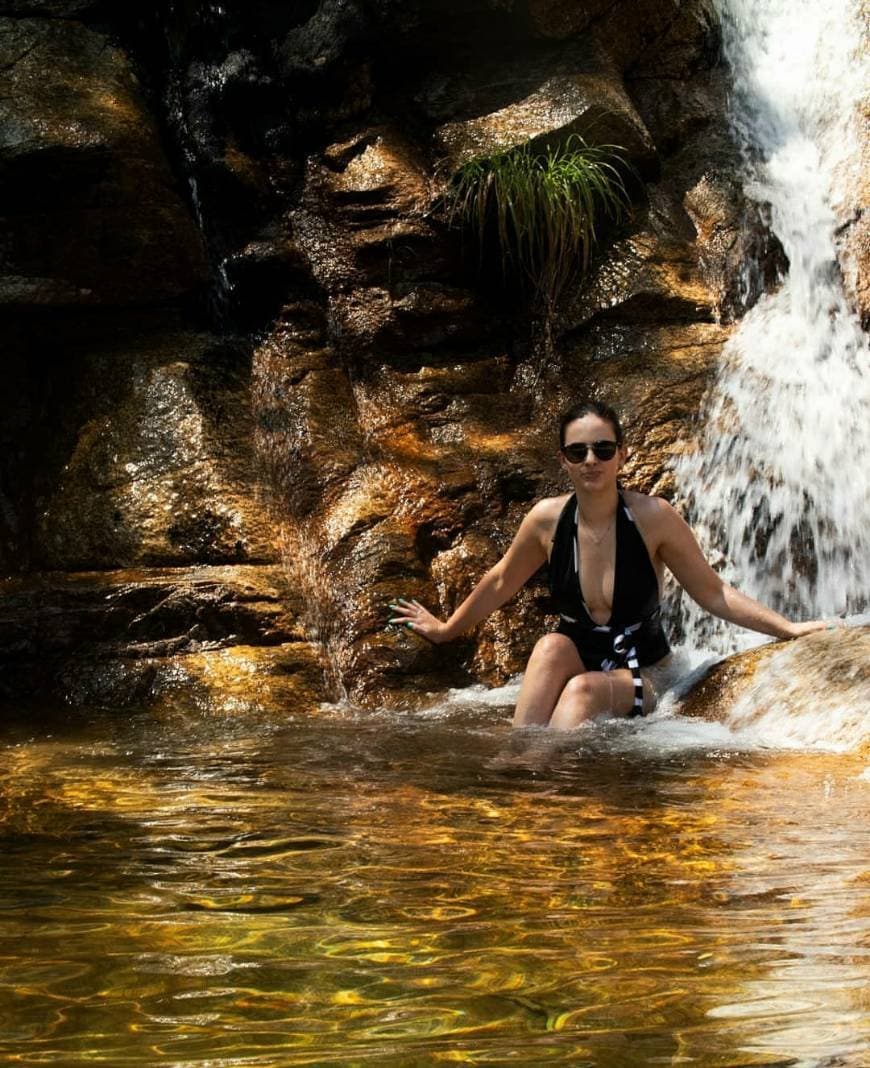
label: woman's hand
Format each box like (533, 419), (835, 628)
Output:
(388, 598), (453, 644)
(785, 619), (844, 639)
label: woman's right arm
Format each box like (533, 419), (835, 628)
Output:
(389, 499), (556, 643)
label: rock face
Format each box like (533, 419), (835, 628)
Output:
(0, 17), (206, 306)
(3, 0), (853, 712)
(249, 0), (736, 704)
(0, 566), (323, 714)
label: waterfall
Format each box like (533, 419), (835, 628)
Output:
(674, 0), (870, 653)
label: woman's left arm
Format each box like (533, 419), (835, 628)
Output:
(653, 499), (827, 640)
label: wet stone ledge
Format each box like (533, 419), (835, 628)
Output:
(0, 566), (327, 714)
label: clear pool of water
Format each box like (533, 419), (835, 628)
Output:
(1, 694), (867, 1066)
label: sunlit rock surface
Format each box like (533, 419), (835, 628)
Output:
(31, 328), (275, 570)
(676, 628), (870, 751)
(837, 88), (870, 327)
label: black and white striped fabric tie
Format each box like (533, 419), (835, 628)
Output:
(607, 627), (644, 717)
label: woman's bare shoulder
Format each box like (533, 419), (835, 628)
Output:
(529, 493), (572, 523)
(622, 489), (680, 531)
(519, 494), (571, 542)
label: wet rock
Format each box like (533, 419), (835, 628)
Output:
(429, 40), (656, 175)
(840, 208), (870, 328)
(836, 93), (870, 328)
(526, 0), (611, 40)
(531, 0), (718, 77)
(29, 327), (277, 570)
(0, 2), (97, 14)
(322, 126), (432, 222)
(0, 18), (206, 306)
(0, 0), (745, 710)
(676, 627), (870, 736)
(277, 0), (369, 79)
(559, 189), (718, 331)
(683, 173), (786, 320)
(275, 0), (374, 127)
(0, 565), (325, 712)
(251, 314), (362, 518)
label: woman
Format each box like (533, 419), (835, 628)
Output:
(389, 400), (830, 728)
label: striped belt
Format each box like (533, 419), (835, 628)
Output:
(560, 615), (645, 717)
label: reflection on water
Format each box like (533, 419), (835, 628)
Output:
(1, 697), (867, 1066)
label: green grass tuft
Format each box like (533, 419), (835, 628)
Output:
(447, 133), (632, 315)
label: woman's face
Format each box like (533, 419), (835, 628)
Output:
(559, 414), (626, 487)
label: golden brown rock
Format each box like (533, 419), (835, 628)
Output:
(0, 0), (745, 711)
(34, 329), (278, 569)
(560, 191), (718, 330)
(683, 173), (786, 320)
(836, 85), (870, 327)
(0, 565), (324, 713)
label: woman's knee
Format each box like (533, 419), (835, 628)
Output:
(560, 673), (598, 706)
(550, 673), (607, 728)
(528, 632), (582, 669)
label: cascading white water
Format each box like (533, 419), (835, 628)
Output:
(674, 0), (870, 653)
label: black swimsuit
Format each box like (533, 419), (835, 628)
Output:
(548, 493), (670, 716)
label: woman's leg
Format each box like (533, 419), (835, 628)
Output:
(512, 633), (586, 727)
(548, 668), (637, 729)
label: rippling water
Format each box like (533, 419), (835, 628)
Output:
(1, 694), (868, 1066)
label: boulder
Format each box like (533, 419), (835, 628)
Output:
(31, 327), (278, 570)
(675, 628), (870, 746)
(0, 18), (205, 306)
(428, 40), (656, 175)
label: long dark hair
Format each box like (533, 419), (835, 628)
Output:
(559, 400), (624, 447)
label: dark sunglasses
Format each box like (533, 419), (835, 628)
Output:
(561, 440), (619, 463)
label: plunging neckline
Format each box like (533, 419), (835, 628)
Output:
(573, 496), (619, 628)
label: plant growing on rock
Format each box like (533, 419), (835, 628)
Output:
(447, 133), (632, 325)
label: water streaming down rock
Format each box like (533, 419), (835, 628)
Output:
(163, 1), (225, 321)
(673, 0), (870, 654)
